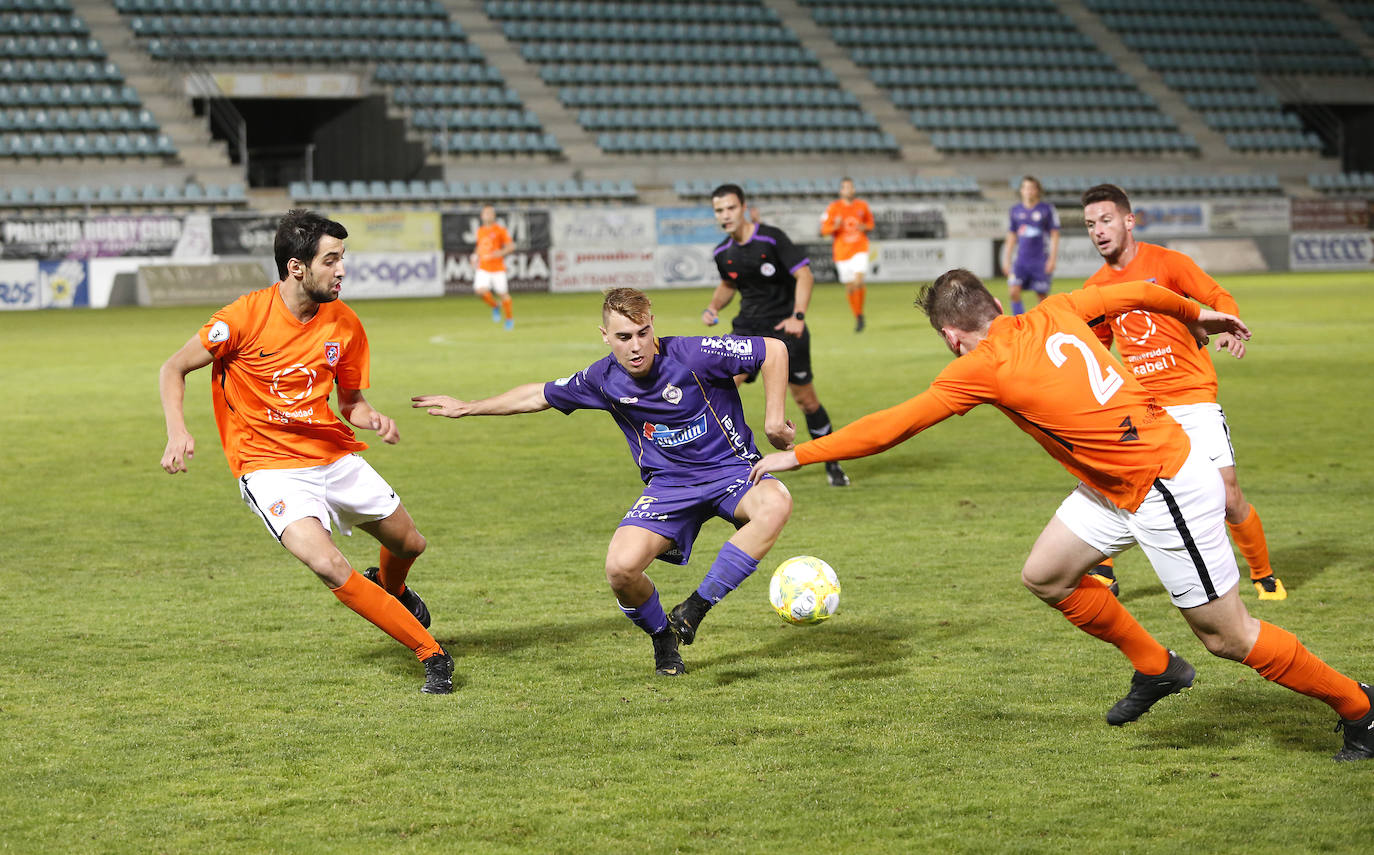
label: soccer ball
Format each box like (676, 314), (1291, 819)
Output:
(769, 555), (841, 625)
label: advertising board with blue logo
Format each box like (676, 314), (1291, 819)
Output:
(0, 260), (40, 310)
(343, 252), (445, 299)
(1289, 232), (1374, 270)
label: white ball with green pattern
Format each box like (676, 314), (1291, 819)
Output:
(769, 555), (841, 625)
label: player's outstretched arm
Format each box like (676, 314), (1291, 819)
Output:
(412, 382), (550, 419)
(1187, 309), (1250, 351)
(158, 334), (213, 474)
(749, 451), (800, 483)
(758, 337), (796, 450)
(338, 388), (399, 444)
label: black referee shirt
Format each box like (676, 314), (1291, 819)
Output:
(712, 222), (811, 328)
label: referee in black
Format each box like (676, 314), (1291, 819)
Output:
(702, 183), (850, 487)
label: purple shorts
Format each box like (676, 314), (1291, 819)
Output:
(618, 468), (775, 565)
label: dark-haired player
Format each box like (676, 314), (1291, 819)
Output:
(1081, 183), (1284, 601)
(750, 269), (1372, 761)
(702, 182), (850, 487)
(158, 209), (453, 694)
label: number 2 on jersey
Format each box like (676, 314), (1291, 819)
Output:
(1045, 332), (1123, 405)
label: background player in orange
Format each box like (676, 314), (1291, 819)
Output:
(472, 204), (515, 330)
(1081, 183), (1285, 601)
(158, 209), (453, 694)
(820, 176), (875, 332)
(749, 269), (1373, 761)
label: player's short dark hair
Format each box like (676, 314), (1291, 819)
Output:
(1020, 175), (1042, 193)
(603, 287), (652, 325)
(1081, 183), (1131, 214)
(711, 183), (746, 206)
(275, 209), (348, 279)
(917, 268), (1001, 333)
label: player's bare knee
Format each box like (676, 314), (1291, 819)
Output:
(603, 558), (642, 590)
(398, 529), (427, 560)
(310, 553), (353, 588)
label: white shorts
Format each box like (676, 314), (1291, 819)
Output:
(1166, 401), (1235, 469)
(1054, 444), (1239, 608)
(834, 253), (870, 283)
(239, 454), (400, 540)
(473, 268), (509, 295)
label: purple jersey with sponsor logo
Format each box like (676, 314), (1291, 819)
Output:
(543, 334), (768, 486)
(1009, 201), (1060, 269)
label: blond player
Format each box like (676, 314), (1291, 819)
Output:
(472, 204), (515, 330)
(158, 209), (453, 694)
(820, 177), (875, 332)
(1081, 183), (1285, 601)
(750, 270), (1372, 761)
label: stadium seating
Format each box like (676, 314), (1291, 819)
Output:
(485, 0), (895, 156)
(0, 8), (176, 165)
(1308, 171), (1374, 194)
(115, 0), (559, 159)
(0, 180), (247, 210)
(287, 176), (637, 204)
(1090, 0), (1373, 154)
(1018, 173), (1283, 198)
(801, 0), (1194, 156)
(1335, 0), (1374, 38)
(673, 174), (981, 201)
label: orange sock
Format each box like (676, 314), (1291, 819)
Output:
(847, 287), (865, 317)
(1052, 574), (1170, 674)
(1242, 621), (1368, 720)
(501, 295), (513, 320)
(378, 546), (417, 597)
(1227, 505), (1272, 581)
(332, 569), (442, 661)
(479, 291), (499, 309)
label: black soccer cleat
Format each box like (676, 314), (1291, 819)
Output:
(651, 628), (686, 676)
(668, 592), (711, 646)
(420, 651), (454, 695)
(825, 461), (850, 487)
(1334, 682), (1374, 761)
(363, 566), (432, 629)
(855, 314), (865, 333)
(1106, 651), (1195, 726)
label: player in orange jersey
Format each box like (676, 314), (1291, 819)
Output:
(158, 209), (453, 694)
(749, 270), (1373, 760)
(820, 177), (875, 332)
(472, 204), (515, 330)
(1081, 183), (1285, 601)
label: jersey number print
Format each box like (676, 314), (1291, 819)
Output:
(1045, 332), (1124, 405)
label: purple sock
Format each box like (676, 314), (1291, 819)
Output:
(696, 542), (759, 604)
(618, 587), (668, 635)
(1011, 300), (1025, 315)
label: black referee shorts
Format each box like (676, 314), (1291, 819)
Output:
(732, 321), (813, 385)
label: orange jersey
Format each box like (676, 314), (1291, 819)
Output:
(821, 198), (874, 262)
(198, 282), (370, 477)
(475, 223), (512, 272)
(795, 283), (1201, 511)
(1082, 242), (1239, 406)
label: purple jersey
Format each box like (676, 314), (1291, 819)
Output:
(1009, 201), (1060, 268)
(543, 334), (768, 486)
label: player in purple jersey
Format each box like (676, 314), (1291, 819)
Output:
(412, 288), (797, 676)
(1001, 175), (1061, 316)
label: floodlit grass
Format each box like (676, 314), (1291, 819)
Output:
(1, 272), (1371, 853)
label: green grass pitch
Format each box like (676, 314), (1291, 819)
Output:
(1, 271), (1371, 853)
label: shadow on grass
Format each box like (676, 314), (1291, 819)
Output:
(689, 615), (974, 686)
(1119, 674), (1343, 757)
(1113, 538), (1353, 607)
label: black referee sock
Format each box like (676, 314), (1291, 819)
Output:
(804, 405), (833, 440)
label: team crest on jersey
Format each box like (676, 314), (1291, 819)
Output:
(269, 500), (286, 517)
(760, 262), (776, 277)
(661, 383), (682, 405)
(324, 341), (340, 366)
(208, 320), (229, 343)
